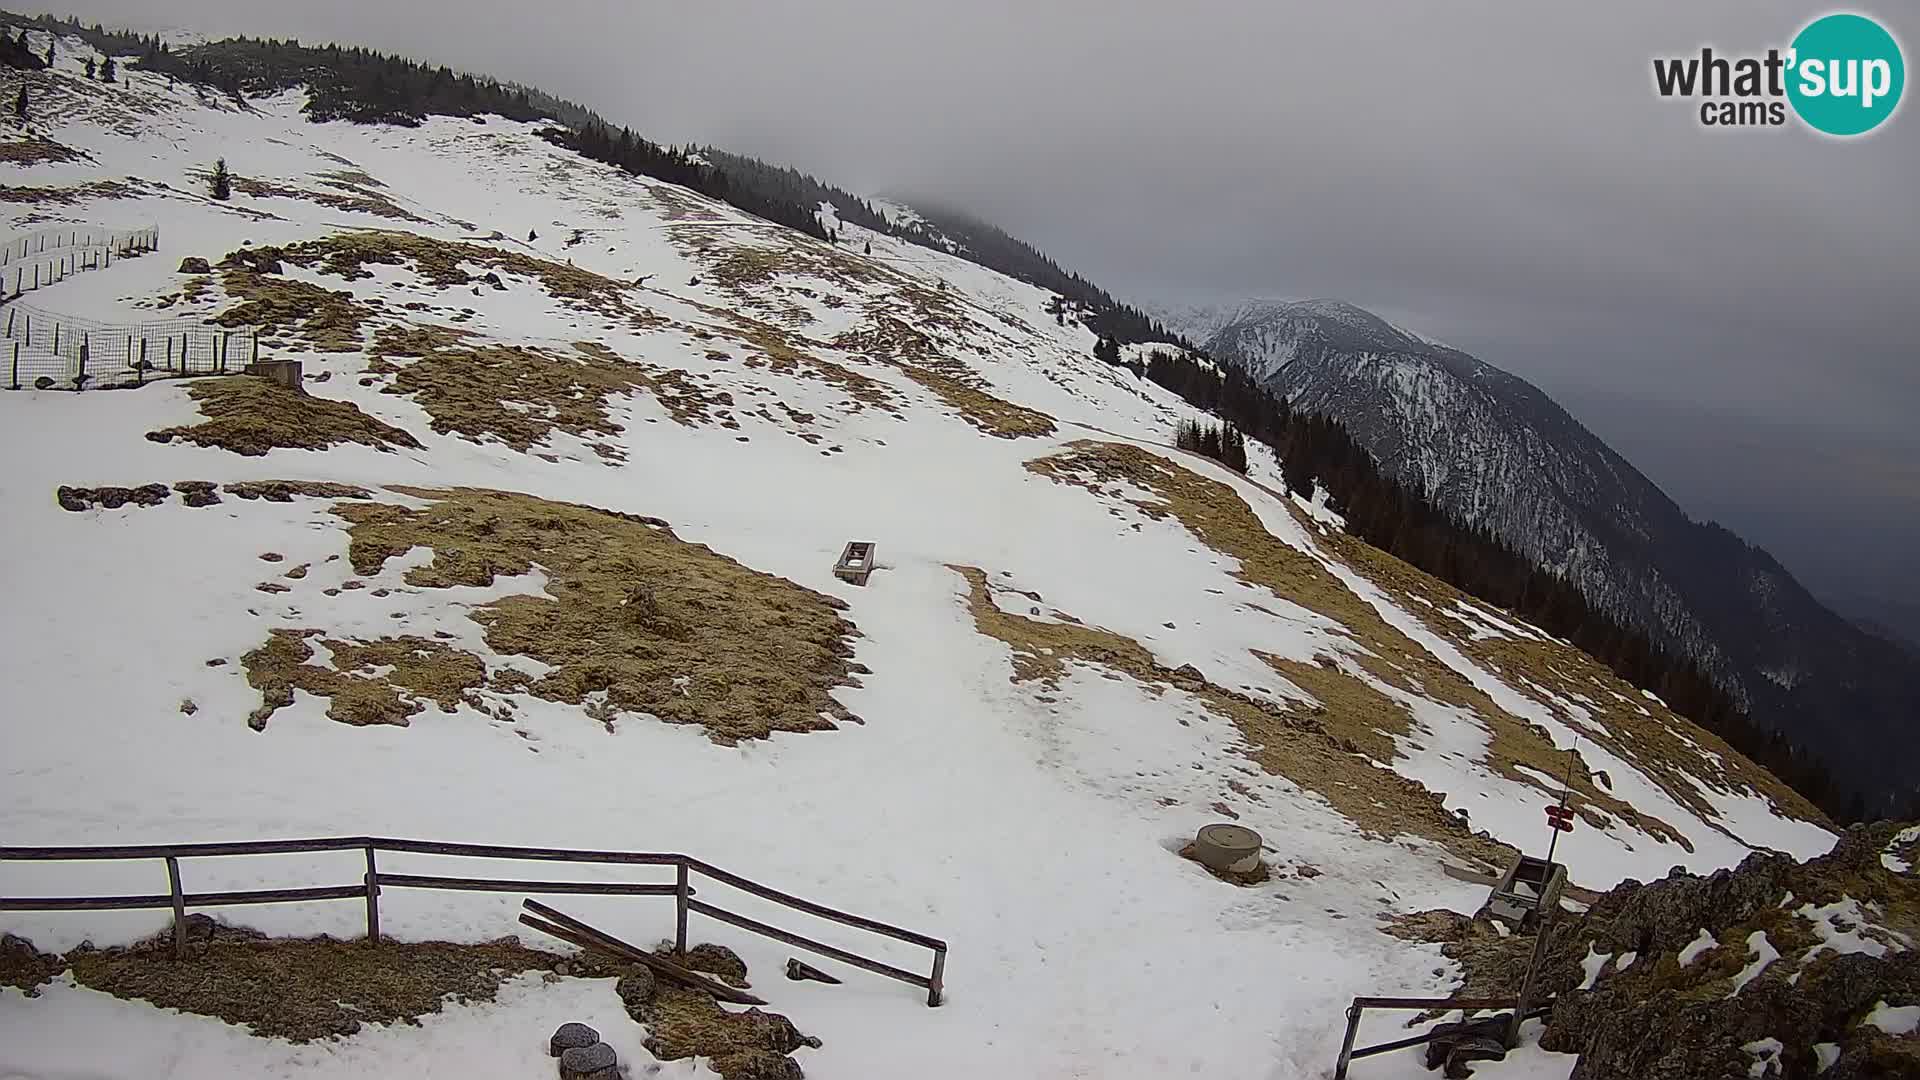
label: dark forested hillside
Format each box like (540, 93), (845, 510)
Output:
(25, 25), (837, 240)
(887, 201), (1180, 345)
(1139, 347), (1862, 821)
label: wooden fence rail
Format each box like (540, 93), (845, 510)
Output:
(0, 836), (947, 1006)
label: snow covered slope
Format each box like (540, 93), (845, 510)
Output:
(0, 39), (1836, 1080)
(1159, 297), (1920, 820)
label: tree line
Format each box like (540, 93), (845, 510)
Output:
(1137, 345), (1861, 822)
(545, 123), (829, 241)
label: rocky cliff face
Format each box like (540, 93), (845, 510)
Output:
(1162, 299), (1920, 816)
(1405, 795), (1919, 1074)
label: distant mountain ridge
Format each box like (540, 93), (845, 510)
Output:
(1159, 298), (1920, 818)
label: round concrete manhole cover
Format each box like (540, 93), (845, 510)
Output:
(1193, 823), (1263, 872)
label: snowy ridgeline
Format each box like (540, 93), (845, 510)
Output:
(0, 40), (1847, 1080)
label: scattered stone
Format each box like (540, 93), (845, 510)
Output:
(33, 376), (53, 390)
(219, 247), (283, 276)
(683, 943), (749, 985)
(483, 271), (506, 291)
(285, 564), (309, 580)
(55, 484), (170, 512)
(549, 1022), (601, 1057)
(0, 932), (63, 996)
(260, 552), (285, 563)
(784, 958), (841, 985)
(558, 1042), (619, 1080)
(205, 658), (227, 668)
(256, 582), (290, 594)
(174, 480), (222, 507)
(224, 480), (371, 503)
(177, 256), (212, 274)
(179, 699), (198, 715)
(341, 580), (366, 591)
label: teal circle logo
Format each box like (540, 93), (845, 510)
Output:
(1787, 13), (1904, 136)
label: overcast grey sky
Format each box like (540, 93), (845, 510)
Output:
(53, 0), (1920, 638)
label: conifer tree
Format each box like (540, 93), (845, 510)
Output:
(13, 86), (26, 123)
(209, 157), (231, 201)
(84, 56), (95, 79)
(100, 56), (116, 82)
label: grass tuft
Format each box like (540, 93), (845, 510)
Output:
(146, 376), (421, 456)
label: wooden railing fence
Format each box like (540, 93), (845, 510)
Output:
(0, 836), (946, 1006)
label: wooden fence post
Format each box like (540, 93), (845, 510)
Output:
(10, 341), (18, 390)
(77, 336), (87, 388)
(165, 856), (187, 960)
(928, 946), (946, 1007)
(51, 323), (57, 351)
(675, 860), (690, 955)
(166, 337), (173, 372)
(363, 844), (380, 944)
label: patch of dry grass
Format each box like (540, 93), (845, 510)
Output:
(836, 315), (1055, 438)
(641, 985), (820, 1079)
(1320, 528), (1828, 829)
(145, 376), (422, 456)
(1023, 442), (1697, 856)
(215, 263), (374, 353)
(0, 134), (84, 165)
(706, 307), (897, 414)
(366, 325), (646, 456)
(278, 231), (662, 328)
(67, 921), (558, 1042)
(332, 487), (862, 743)
(242, 629), (488, 730)
(951, 564), (1513, 869)
(573, 340), (739, 429)
(228, 174), (426, 224)
(0, 179), (133, 204)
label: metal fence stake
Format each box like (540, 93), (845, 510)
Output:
(364, 843), (380, 944)
(675, 860), (690, 955)
(166, 856), (187, 959)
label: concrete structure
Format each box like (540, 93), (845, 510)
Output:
(243, 358), (305, 394)
(833, 541), (876, 586)
(1191, 823), (1262, 874)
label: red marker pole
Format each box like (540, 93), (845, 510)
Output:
(1545, 738), (1580, 865)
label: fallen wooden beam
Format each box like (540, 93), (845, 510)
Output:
(520, 899), (767, 1006)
